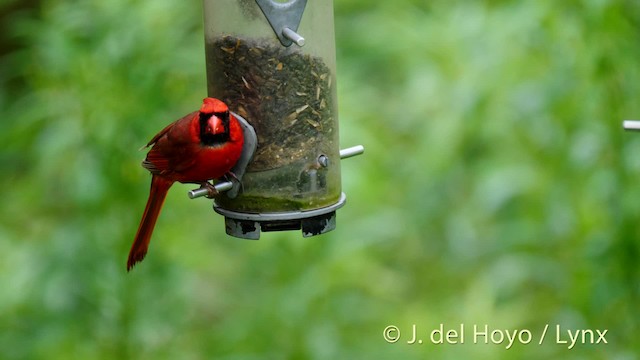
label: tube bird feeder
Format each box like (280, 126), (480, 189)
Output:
(197, 0), (362, 239)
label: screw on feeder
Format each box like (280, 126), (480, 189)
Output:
(317, 145), (365, 168)
(317, 154), (329, 168)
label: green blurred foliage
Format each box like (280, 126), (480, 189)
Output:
(1, 0), (639, 359)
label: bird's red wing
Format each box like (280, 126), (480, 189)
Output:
(143, 143), (198, 176)
(145, 110), (198, 148)
(142, 110), (199, 176)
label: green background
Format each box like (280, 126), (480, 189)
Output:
(1, 0), (639, 359)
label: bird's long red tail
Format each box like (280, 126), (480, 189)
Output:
(128, 176), (173, 271)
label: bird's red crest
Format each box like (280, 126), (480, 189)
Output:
(200, 97), (228, 114)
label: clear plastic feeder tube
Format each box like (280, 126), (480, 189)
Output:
(203, 0), (342, 216)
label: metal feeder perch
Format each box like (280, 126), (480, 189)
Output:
(623, 120), (640, 132)
(193, 0), (363, 239)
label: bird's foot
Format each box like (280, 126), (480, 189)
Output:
(225, 171), (240, 182)
(200, 181), (219, 199)
(225, 171), (244, 193)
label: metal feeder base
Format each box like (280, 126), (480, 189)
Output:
(215, 193), (346, 239)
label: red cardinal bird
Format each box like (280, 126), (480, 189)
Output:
(127, 98), (244, 271)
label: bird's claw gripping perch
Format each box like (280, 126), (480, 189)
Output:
(202, 181), (219, 198)
(187, 172), (240, 200)
(188, 181), (233, 199)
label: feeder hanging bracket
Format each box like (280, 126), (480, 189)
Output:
(255, 0), (307, 47)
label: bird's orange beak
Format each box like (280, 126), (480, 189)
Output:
(206, 115), (225, 135)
